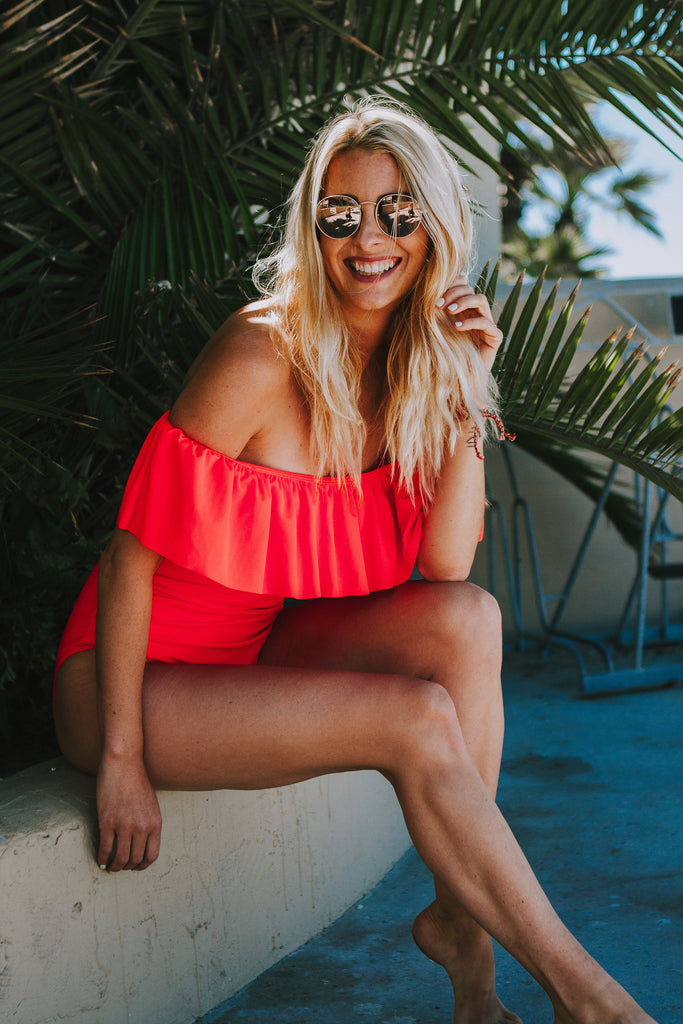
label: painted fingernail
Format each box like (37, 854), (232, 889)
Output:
(436, 297), (445, 308)
(99, 864), (107, 871)
(455, 321), (463, 327)
(447, 302), (458, 311)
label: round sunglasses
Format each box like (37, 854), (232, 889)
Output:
(315, 193), (423, 239)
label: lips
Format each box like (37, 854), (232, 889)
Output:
(346, 257), (400, 277)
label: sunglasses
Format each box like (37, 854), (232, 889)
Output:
(315, 193), (423, 239)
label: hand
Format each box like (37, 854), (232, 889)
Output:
(96, 752), (162, 871)
(437, 276), (503, 372)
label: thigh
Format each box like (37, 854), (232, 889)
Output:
(259, 579), (504, 793)
(259, 578), (500, 679)
(53, 648), (436, 791)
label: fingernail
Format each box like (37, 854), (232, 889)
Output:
(447, 302), (458, 312)
(99, 864), (107, 871)
(436, 297), (445, 308)
(455, 321), (463, 327)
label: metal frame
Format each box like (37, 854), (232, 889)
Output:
(483, 446), (683, 694)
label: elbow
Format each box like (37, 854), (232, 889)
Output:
(97, 542), (130, 605)
(98, 531), (131, 581)
(98, 537), (121, 588)
(97, 530), (161, 594)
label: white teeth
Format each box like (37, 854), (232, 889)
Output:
(349, 258), (399, 276)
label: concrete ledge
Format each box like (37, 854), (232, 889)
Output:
(0, 759), (409, 1024)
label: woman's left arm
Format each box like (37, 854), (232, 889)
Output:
(417, 278), (503, 581)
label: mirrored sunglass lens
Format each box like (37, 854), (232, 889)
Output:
(377, 194), (421, 236)
(317, 197), (361, 237)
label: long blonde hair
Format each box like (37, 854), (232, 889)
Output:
(253, 98), (497, 498)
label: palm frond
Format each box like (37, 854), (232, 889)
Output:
(483, 264), (683, 506)
(505, 431), (647, 551)
(2, 0), (683, 513)
(3, 0), (683, 358)
(0, 308), (108, 485)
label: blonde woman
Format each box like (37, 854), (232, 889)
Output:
(54, 100), (655, 1024)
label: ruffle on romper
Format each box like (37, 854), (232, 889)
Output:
(116, 412), (424, 600)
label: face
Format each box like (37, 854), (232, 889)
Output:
(317, 149), (430, 328)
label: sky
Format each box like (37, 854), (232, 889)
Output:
(589, 102), (683, 279)
(523, 100), (683, 281)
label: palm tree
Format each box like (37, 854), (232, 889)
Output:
(2, 0), (681, 447)
(1, 0), (683, 768)
(501, 129), (664, 278)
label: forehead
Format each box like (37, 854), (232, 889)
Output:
(323, 149), (402, 196)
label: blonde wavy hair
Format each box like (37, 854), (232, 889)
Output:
(253, 97), (498, 498)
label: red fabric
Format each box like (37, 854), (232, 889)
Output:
(55, 562), (283, 672)
(116, 413), (423, 598)
(55, 412), (424, 675)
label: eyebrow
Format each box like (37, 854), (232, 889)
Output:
(321, 191), (411, 203)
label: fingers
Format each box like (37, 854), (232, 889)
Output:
(98, 827), (162, 872)
(103, 831), (132, 873)
(136, 830), (162, 871)
(97, 814), (162, 872)
(436, 280), (493, 322)
(436, 276), (472, 308)
(96, 757), (163, 872)
(97, 825), (115, 872)
(450, 313), (503, 344)
(437, 278), (502, 371)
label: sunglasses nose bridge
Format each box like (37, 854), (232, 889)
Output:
(355, 200), (387, 241)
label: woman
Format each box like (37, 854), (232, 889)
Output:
(54, 99), (655, 1024)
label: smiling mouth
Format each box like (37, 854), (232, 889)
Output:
(346, 257), (400, 278)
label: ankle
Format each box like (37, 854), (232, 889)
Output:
(413, 901), (493, 968)
(550, 969), (652, 1024)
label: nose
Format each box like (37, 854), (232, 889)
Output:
(355, 202), (385, 247)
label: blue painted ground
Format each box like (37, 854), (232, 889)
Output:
(198, 646), (682, 1024)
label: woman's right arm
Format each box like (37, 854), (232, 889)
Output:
(94, 307), (284, 870)
(95, 527), (163, 871)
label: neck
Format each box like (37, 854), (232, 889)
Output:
(346, 309), (393, 368)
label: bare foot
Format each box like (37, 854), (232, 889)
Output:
(413, 902), (522, 1024)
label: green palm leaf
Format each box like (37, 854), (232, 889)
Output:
(4, 0), (683, 353)
(2, 0), (682, 517)
(485, 265), (683, 515)
(0, 308), (107, 485)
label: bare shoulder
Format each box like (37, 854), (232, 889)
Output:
(170, 301), (291, 457)
(180, 300), (288, 397)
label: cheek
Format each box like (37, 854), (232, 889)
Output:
(406, 234), (430, 277)
(321, 233), (342, 262)
(318, 237), (341, 279)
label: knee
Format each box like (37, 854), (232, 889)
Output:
(391, 677), (470, 775)
(422, 581), (502, 657)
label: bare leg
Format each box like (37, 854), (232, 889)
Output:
(54, 585), (656, 1024)
(259, 580), (653, 1024)
(261, 579), (517, 1024)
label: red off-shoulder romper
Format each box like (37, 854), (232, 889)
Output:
(55, 412), (425, 676)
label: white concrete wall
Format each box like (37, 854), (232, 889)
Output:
(0, 759), (409, 1024)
